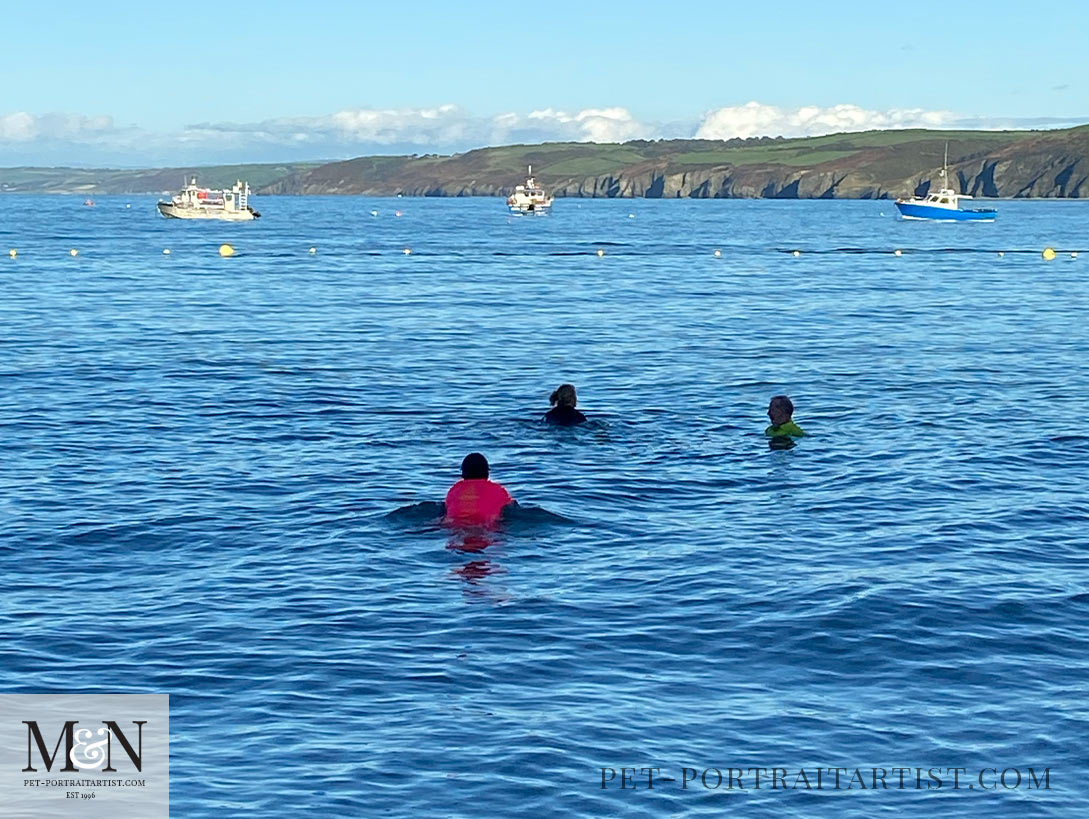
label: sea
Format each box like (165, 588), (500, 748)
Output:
(1, 195), (1086, 818)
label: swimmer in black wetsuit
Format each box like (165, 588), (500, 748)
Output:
(544, 383), (587, 426)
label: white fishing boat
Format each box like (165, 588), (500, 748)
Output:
(157, 178), (260, 221)
(507, 165), (553, 214)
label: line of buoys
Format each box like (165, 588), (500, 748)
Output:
(3, 245), (1079, 262)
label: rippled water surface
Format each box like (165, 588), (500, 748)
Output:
(2, 196), (1087, 817)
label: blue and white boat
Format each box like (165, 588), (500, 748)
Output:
(895, 146), (996, 222)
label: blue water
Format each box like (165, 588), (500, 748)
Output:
(1, 195), (1087, 817)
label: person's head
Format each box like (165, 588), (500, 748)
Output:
(768, 395), (794, 426)
(550, 383), (577, 408)
(460, 452), (490, 480)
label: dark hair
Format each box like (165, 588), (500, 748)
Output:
(550, 383), (577, 408)
(461, 452), (490, 480)
(769, 395), (794, 414)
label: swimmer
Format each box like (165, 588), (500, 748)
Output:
(765, 395), (807, 438)
(444, 453), (515, 527)
(544, 383), (587, 426)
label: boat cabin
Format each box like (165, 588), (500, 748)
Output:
(919, 188), (966, 209)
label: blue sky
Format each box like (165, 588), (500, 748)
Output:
(1, 0), (1084, 165)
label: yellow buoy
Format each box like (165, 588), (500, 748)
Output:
(219, 244), (235, 257)
(403, 248), (412, 255)
(792, 250), (801, 257)
(69, 248), (79, 257)
(1042, 247), (1056, 261)
(7, 249), (15, 259)
(163, 249), (171, 255)
(309, 247), (317, 254)
(713, 249), (722, 258)
(596, 248), (605, 257)
(894, 249), (903, 256)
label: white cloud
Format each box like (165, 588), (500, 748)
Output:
(523, 107), (653, 143)
(182, 104), (655, 151)
(695, 101), (956, 140)
(0, 111), (118, 143)
(0, 102), (1081, 166)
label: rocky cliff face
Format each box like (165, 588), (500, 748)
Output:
(4, 131), (1085, 198)
(260, 131), (1089, 199)
(251, 129), (1089, 200)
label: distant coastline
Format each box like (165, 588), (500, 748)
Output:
(2, 125), (1087, 199)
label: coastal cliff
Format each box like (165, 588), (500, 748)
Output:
(2, 127), (1087, 198)
(259, 127), (1089, 200)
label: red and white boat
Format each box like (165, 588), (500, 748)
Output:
(157, 177), (260, 221)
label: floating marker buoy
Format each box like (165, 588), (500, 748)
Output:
(894, 249), (903, 256)
(403, 248), (412, 255)
(998, 252), (1004, 258)
(1072, 252), (1078, 259)
(162, 248), (171, 255)
(370, 210), (378, 217)
(69, 249), (78, 257)
(7, 249), (15, 259)
(1042, 247), (1056, 261)
(628, 213), (635, 219)
(395, 211), (403, 217)
(219, 244), (235, 257)
(309, 247), (317, 254)
(714, 249), (722, 258)
(126, 204), (131, 209)
(792, 250), (801, 257)
(596, 249), (605, 257)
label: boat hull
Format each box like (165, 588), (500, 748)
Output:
(157, 202), (257, 221)
(507, 204), (551, 215)
(896, 202), (996, 222)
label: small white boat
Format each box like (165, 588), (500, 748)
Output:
(507, 165), (553, 214)
(157, 178), (260, 221)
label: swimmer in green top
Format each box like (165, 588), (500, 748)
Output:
(765, 395), (807, 438)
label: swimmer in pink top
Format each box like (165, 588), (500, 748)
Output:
(444, 453), (515, 527)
